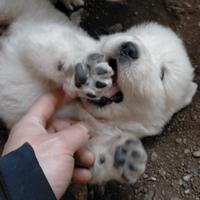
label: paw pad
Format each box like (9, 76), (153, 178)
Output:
(113, 138), (147, 184)
(74, 53), (114, 99)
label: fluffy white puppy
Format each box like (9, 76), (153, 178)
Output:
(71, 23), (197, 183)
(0, 0), (197, 184)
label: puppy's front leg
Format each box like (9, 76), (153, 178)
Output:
(87, 133), (147, 184)
(65, 53), (114, 99)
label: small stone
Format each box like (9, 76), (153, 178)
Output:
(109, 24), (123, 33)
(182, 174), (192, 182)
(151, 152), (158, 161)
(179, 179), (183, 186)
(191, 114), (198, 121)
(170, 197), (181, 200)
(193, 150), (200, 158)
(175, 138), (182, 144)
(143, 174), (148, 179)
(183, 2), (192, 8)
(144, 190), (155, 200)
(149, 177), (156, 181)
(159, 168), (166, 177)
(184, 149), (190, 154)
(184, 189), (190, 194)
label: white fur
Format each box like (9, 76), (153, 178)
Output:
(0, 0), (97, 126)
(0, 0), (197, 184)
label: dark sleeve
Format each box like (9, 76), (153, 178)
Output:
(0, 143), (57, 200)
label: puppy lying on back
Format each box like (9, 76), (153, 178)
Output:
(68, 22), (197, 183)
(0, 0), (197, 184)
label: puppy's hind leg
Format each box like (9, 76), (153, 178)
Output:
(0, 0), (45, 19)
(88, 133), (147, 184)
(0, 0), (68, 24)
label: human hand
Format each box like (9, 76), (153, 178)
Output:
(2, 90), (94, 199)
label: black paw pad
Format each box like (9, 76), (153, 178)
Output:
(114, 146), (127, 168)
(87, 93), (96, 98)
(131, 150), (140, 158)
(75, 63), (88, 88)
(96, 81), (107, 89)
(128, 162), (137, 171)
(95, 67), (108, 75)
(99, 154), (106, 164)
(125, 139), (138, 145)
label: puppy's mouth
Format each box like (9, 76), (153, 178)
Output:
(89, 58), (124, 107)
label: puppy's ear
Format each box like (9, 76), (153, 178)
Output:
(182, 82), (197, 108)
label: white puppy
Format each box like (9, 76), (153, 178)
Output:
(0, 0), (197, 184)
(71, 22), (197, 183)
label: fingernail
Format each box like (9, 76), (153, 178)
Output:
(87, 151), (96, 166)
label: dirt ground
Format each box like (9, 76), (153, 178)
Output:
(0, 0), (199, 200)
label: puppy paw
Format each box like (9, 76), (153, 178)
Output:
(90, 135), (147, 184)
(61, 0), (84, 10)
(74, 53), (114, 99)
(113, 137), (147, 183)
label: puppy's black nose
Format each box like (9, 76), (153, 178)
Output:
(120, 42), (139, 60)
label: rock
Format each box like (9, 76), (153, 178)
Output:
(175, 138), (182, 144)
(149, 177), (157, 181)
(151, 152), (158, 161)
(191, 114), (198, 121)
(192, 150), (200, 158)
(184, 149), (190, 154)
(170, 197), (181, 200)
(182, 174), (192, 182)
(144, 190), (155, 200)
(159, 168), (166, 178)
(143, 174), (148, 179)
(184, 189), (190, 194)
(108, 24), (123, 33)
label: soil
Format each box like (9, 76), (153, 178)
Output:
(0, 0), (199, 200)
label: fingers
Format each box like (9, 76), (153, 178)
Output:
(58, 123), (90, 153)
(75, 148), (95, 168)
(47, 119), (76, 133)
(24, 89), (73, 126)
(72, 168), (92, 184)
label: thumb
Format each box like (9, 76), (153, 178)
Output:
(57, 123), (90, 153)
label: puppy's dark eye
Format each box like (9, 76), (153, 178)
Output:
(161, 67), (166, 81)
(57, 61), (64, 71)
